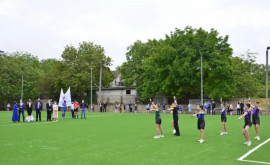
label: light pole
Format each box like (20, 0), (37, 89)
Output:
(266, 47), (270, 116)
(21, 67), (24, 101)
(98, 59), (103, 103)
(90, 63), (93, 112)
(197, 45), (203, 105)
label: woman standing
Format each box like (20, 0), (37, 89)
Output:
(252, 101), (261, 141)
(150, 100), (164, 139)
(238, 103), (252, 146)
(52, 101), (59, 121)
(220, 104), (228, 135)
(190, 105), (205, 143)
(12, 101), (19, 122)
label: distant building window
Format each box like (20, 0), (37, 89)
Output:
(126, 90), (131, 95)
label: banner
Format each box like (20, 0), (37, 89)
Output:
(64, 87), (72, 107)
(58, 88), (65, 107)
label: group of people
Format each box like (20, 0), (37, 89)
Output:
(11, 98), (92, 122)
(149, 96), (261, 146)
(114, 102), (138, 113)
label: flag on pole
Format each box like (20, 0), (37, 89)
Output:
(58, 88), (65, 107)
(65, 87), (72, 106)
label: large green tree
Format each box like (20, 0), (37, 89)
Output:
(120, 26), (235, 102)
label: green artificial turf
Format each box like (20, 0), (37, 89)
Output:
(0, 111), (269, 165)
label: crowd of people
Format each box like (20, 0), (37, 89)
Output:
(149, 96), (261, 146)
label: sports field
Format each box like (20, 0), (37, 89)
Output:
(0, 111), (269, 165)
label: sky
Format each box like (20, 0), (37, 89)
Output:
(1, 0), (269, 70)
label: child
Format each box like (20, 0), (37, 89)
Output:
(220, 104), (228, 135)
(252, 101), (261, 140)
(190, 105), (205, 143)
(74, 100), (79, 119)
(150, 100), (164, 139)
(238, 103), (252, 146)
(62, 101), (67, 119)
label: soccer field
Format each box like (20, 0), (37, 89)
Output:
(0, 111), (269, 165)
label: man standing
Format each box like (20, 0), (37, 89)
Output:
(18, 99), (25, 122)
(35, 98), (43, 121)
(129, 101), (132, 113)
(103, 102), (107, 112)
(26, 99), (33, 116)
(80, 100), (87, 119)
(46, 99), (53, 121)
(240, 101), (244, 115)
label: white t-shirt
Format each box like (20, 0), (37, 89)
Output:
(71, 104), (74, 110)
(237, 104), (240, 109)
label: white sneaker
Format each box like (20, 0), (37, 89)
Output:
(224, 132), (228, 135)
(244, 141), (249, 144)
(254, 136), (260, 140)
(160, 135), (164, 138)
(220, 132), (224, 136)
(247, 141), (252, 146)
(153, 136), (160, 139)
(173, 130), (176, 134)
(200, 139), (204, 143)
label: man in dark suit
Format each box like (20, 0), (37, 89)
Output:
(46, 99), (53, 121)
(35, 98), (43, 121)
(26, 98), (33, 116)
(18, 99), (25, 122)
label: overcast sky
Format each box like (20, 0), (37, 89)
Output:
(1, 0), (269, 70)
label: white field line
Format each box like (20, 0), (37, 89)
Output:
(238, 159), (270, 165)
(238, 138), (270, 164)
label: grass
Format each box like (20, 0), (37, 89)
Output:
(0, 111), (269, 165)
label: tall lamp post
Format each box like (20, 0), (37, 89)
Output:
(266, 47), (270, 116)
(197, 45), (203, 105)
(90, 63), (93, 112)
(21, 67), (24, 101)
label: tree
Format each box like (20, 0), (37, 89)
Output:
(119, 26), (235, 102)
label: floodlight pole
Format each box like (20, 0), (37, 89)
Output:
(21, 67), (24, 101)
(197, 45), (203, 105)
(90, 63), (93, 112)
(266, 47), (270, 116)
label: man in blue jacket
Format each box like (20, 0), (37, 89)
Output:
(35, 98), (43, 121)
(18, 99), (25, 122)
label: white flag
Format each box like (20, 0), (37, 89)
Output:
(64, 87), (72, 107)
(58, 88), (65, 107)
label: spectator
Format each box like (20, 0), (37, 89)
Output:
(46, 99), (53, 121)
(80, 100), (87, 119)
(52, 101), (58, 121)
(178, 104), (183, 114)
(26, 99), (33, 116)
(35, 98), (43, 121)
(18, 99), (25, 122)
(207, 101), (211, 115)
(118, 103), (122, 113)
(103, 102), (107, 112)
(228, 104), (233, 115)
(146, 104), (150, 114)
(12, 101), (18, 122)
(240, 101), (244, 114)
(71, 102), (74, 118)
(212, 101), (216, 115)
(115, 103), (118, 113)
(188, 103), (192, 114)
(237, 102), (241, 115)
(124, 104), (126, 112)
(91, 104), (95, 112)
(7, 103), (10, 111)
(162, 104), (166, 114)
(99, 101), (103, 112)
(134, 104), (137, 113)
(74, 100), (79, 119)
(129, 101), (132, 112)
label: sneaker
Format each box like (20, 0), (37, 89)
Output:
(173, 129), (176, 134)
(224, 132), (228, 135)
(200, 140), (204, 143)
(160, 135), (164, 138)
(244, 141), (248, 144)
(153, 136), (160, 139)
(220, 132), (224, 136)
(254, 136), (260, 140)
(247, 141), (252, 146)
